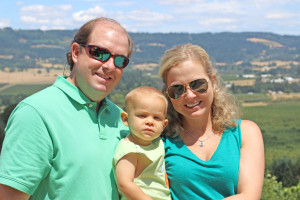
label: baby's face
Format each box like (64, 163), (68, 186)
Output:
(126, 96), (168, 146)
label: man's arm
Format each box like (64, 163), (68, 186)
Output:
(115, 153), (152, 200)
(0, 184), (30, 200)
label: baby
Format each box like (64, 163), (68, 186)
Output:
(113, 86), (171, 200)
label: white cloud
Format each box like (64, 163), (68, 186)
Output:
(40, 26), (48, 31)
(110, 9), (173, 32)
(20, 16), (50, 24)
(108, 1), (134, 7)
(59, 5), (72, 11)
(252, 0), (300, 6)
(20, 4), (72, 15)
(16, 1), (24, 6)
(198, 17), (236, 26)
(0, 18), (10, 28)
(3, 0), (298, 34)
(19, 4), (72, 28)
(162, 0), (244, 15)
(157, 0), (300, 34)
(266, 12), (294, 19)
(158, 0), (205, 6)
(72, 6), (107, 23)
(127, 9), (173, 22)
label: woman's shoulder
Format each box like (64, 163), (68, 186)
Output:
(240, 120), (263, 145)
(240, 120), (261, 134)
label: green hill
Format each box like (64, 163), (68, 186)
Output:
(1, 28), (300, 70)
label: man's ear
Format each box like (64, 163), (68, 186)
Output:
(71, 43), (80, 65)
(120, 112), (129, 126)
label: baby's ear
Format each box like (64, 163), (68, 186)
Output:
(163, 119), (168, 129)
(120, 112), (129, 126)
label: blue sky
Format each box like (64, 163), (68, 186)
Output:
(1, 0), (300, 35)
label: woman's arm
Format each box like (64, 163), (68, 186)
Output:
(115, 153), (153, 200)
(225, 120), (265, 200)
(0, 184), (30, 200)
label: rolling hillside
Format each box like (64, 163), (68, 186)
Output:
(1, 28), (300, 71)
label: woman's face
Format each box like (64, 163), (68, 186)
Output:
(166, 60), (214, 120)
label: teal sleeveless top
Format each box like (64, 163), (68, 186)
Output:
(163, 119), (241, 200)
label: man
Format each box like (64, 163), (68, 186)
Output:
(0, 17), (133, 200)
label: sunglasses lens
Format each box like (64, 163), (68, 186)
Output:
(90, 46), (110, 61)
(168, 84), (185, 99)
(114, 56), (129, 68)
(82, 44), (129, 68)
(167, 79), (208, 99)
(190, 79), (208, 93)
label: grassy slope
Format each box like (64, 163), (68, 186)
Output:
(242, 102), (300, 167)
(0, 84), (50, 95)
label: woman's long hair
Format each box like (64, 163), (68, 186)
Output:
(159, 44), (241, 137)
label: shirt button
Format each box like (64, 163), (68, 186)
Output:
(88, 104), (93, 108)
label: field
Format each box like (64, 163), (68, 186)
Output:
(0, 69), (65, 85)
(230, 79), (256, 86)
(246, 38), (284, 48)
(0, 84), (51, 95)
(242, 102), (300, 167)
(0, 69), (65, 96)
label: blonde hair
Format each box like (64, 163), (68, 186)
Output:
(159, 44), (240, 137)
(125, 86), (168, 115)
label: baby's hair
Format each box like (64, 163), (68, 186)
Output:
(125, 86), (168, 113)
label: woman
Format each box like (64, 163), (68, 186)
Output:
(159, 44), (264, 200)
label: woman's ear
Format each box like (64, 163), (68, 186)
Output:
(120, 112), (129, 126)
(212, 74), (217, 81)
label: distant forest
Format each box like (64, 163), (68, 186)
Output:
(1, 27), (300, 71)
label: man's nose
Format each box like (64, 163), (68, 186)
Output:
(102, 56), (116, 71)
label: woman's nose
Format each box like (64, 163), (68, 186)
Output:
(184, 87), (197, 98)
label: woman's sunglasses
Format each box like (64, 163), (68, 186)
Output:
(79, 44), (129, 68)
(166, 78), (209, 100)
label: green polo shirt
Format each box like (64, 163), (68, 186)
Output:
(0, 76), (128, 200)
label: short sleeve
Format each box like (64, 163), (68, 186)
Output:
(0, 102), (53, 195)
(113, 140), (140, 166)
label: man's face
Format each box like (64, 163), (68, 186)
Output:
(70, 22), (129, 102)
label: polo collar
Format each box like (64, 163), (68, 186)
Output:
(53, 76), (111, 112)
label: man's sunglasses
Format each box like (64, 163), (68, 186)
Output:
(166, 78), (209, 100)
(79, 44), (129, 68)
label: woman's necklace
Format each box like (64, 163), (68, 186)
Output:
(184, 129), (214, 147)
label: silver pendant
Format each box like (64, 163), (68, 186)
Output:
(200, 142), (204, 146)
